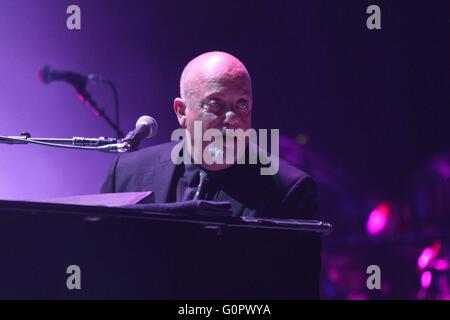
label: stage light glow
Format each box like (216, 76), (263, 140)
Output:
(418, 241), (441, 270)
(418, 247), (433, 269)
(433, 259), (449, 271)
(421, 271), (432, 289)
(366, 202), (390, 235)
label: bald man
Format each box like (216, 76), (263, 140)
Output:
(101, 51), (319, 219)
(173, 51), (253, 172)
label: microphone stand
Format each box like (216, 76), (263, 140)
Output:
(39, 66), (125, 138)
(76, 88), (125, 138)
(0, 132), (131, 153)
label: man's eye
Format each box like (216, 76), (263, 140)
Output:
(207, 100), (222, 109)
(237, 100), (249, 110)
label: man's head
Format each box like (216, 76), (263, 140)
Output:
(173, 51), (253, 170)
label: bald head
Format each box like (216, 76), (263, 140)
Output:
(173, 51), (253, 170)
(180, 51), (252, 103)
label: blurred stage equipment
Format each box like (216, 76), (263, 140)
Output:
(38, 66), (124, 137)
(413, 152), (450, 227)
(279, 134), (450, 299)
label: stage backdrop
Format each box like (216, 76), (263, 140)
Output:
(0, 0), (448, 211)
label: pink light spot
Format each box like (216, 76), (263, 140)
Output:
(37, 70), (44, 82)
(421, 271), (432, 289)
(418, 241), (441, 270)
(434, 259), (449, 271)
(347, 293), (367, 300)
(77, 93), (86, 102)
(418, 247), (433, 269)
(366, 203), (390, 235)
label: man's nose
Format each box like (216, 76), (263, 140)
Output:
(223, 110), (239, 127)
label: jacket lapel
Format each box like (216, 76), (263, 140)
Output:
(142, 141), (179, 203)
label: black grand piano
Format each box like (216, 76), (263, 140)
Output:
(0, 197), (330, 299)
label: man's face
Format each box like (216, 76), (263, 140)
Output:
(184, 73), (253, 142)
(174, 53), (253, 169)
(182, 73), (253, 167)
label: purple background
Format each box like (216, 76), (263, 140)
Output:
(0, 0), (449, 298)
(0, 0), (448, 201)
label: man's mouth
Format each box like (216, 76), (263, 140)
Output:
(218, 126), (238, 136)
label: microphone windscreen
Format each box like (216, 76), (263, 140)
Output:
(136, 115), (158, 139)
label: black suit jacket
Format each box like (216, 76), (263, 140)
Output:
(101, 141), (319, 219)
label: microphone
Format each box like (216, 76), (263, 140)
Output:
(38, 66), (96, 92)
(120, 115), (158, 151)
(38, 65), (99, 111)
(38, 66), (125, 137)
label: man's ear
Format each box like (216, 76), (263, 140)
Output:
(173, 98), (187, 128)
